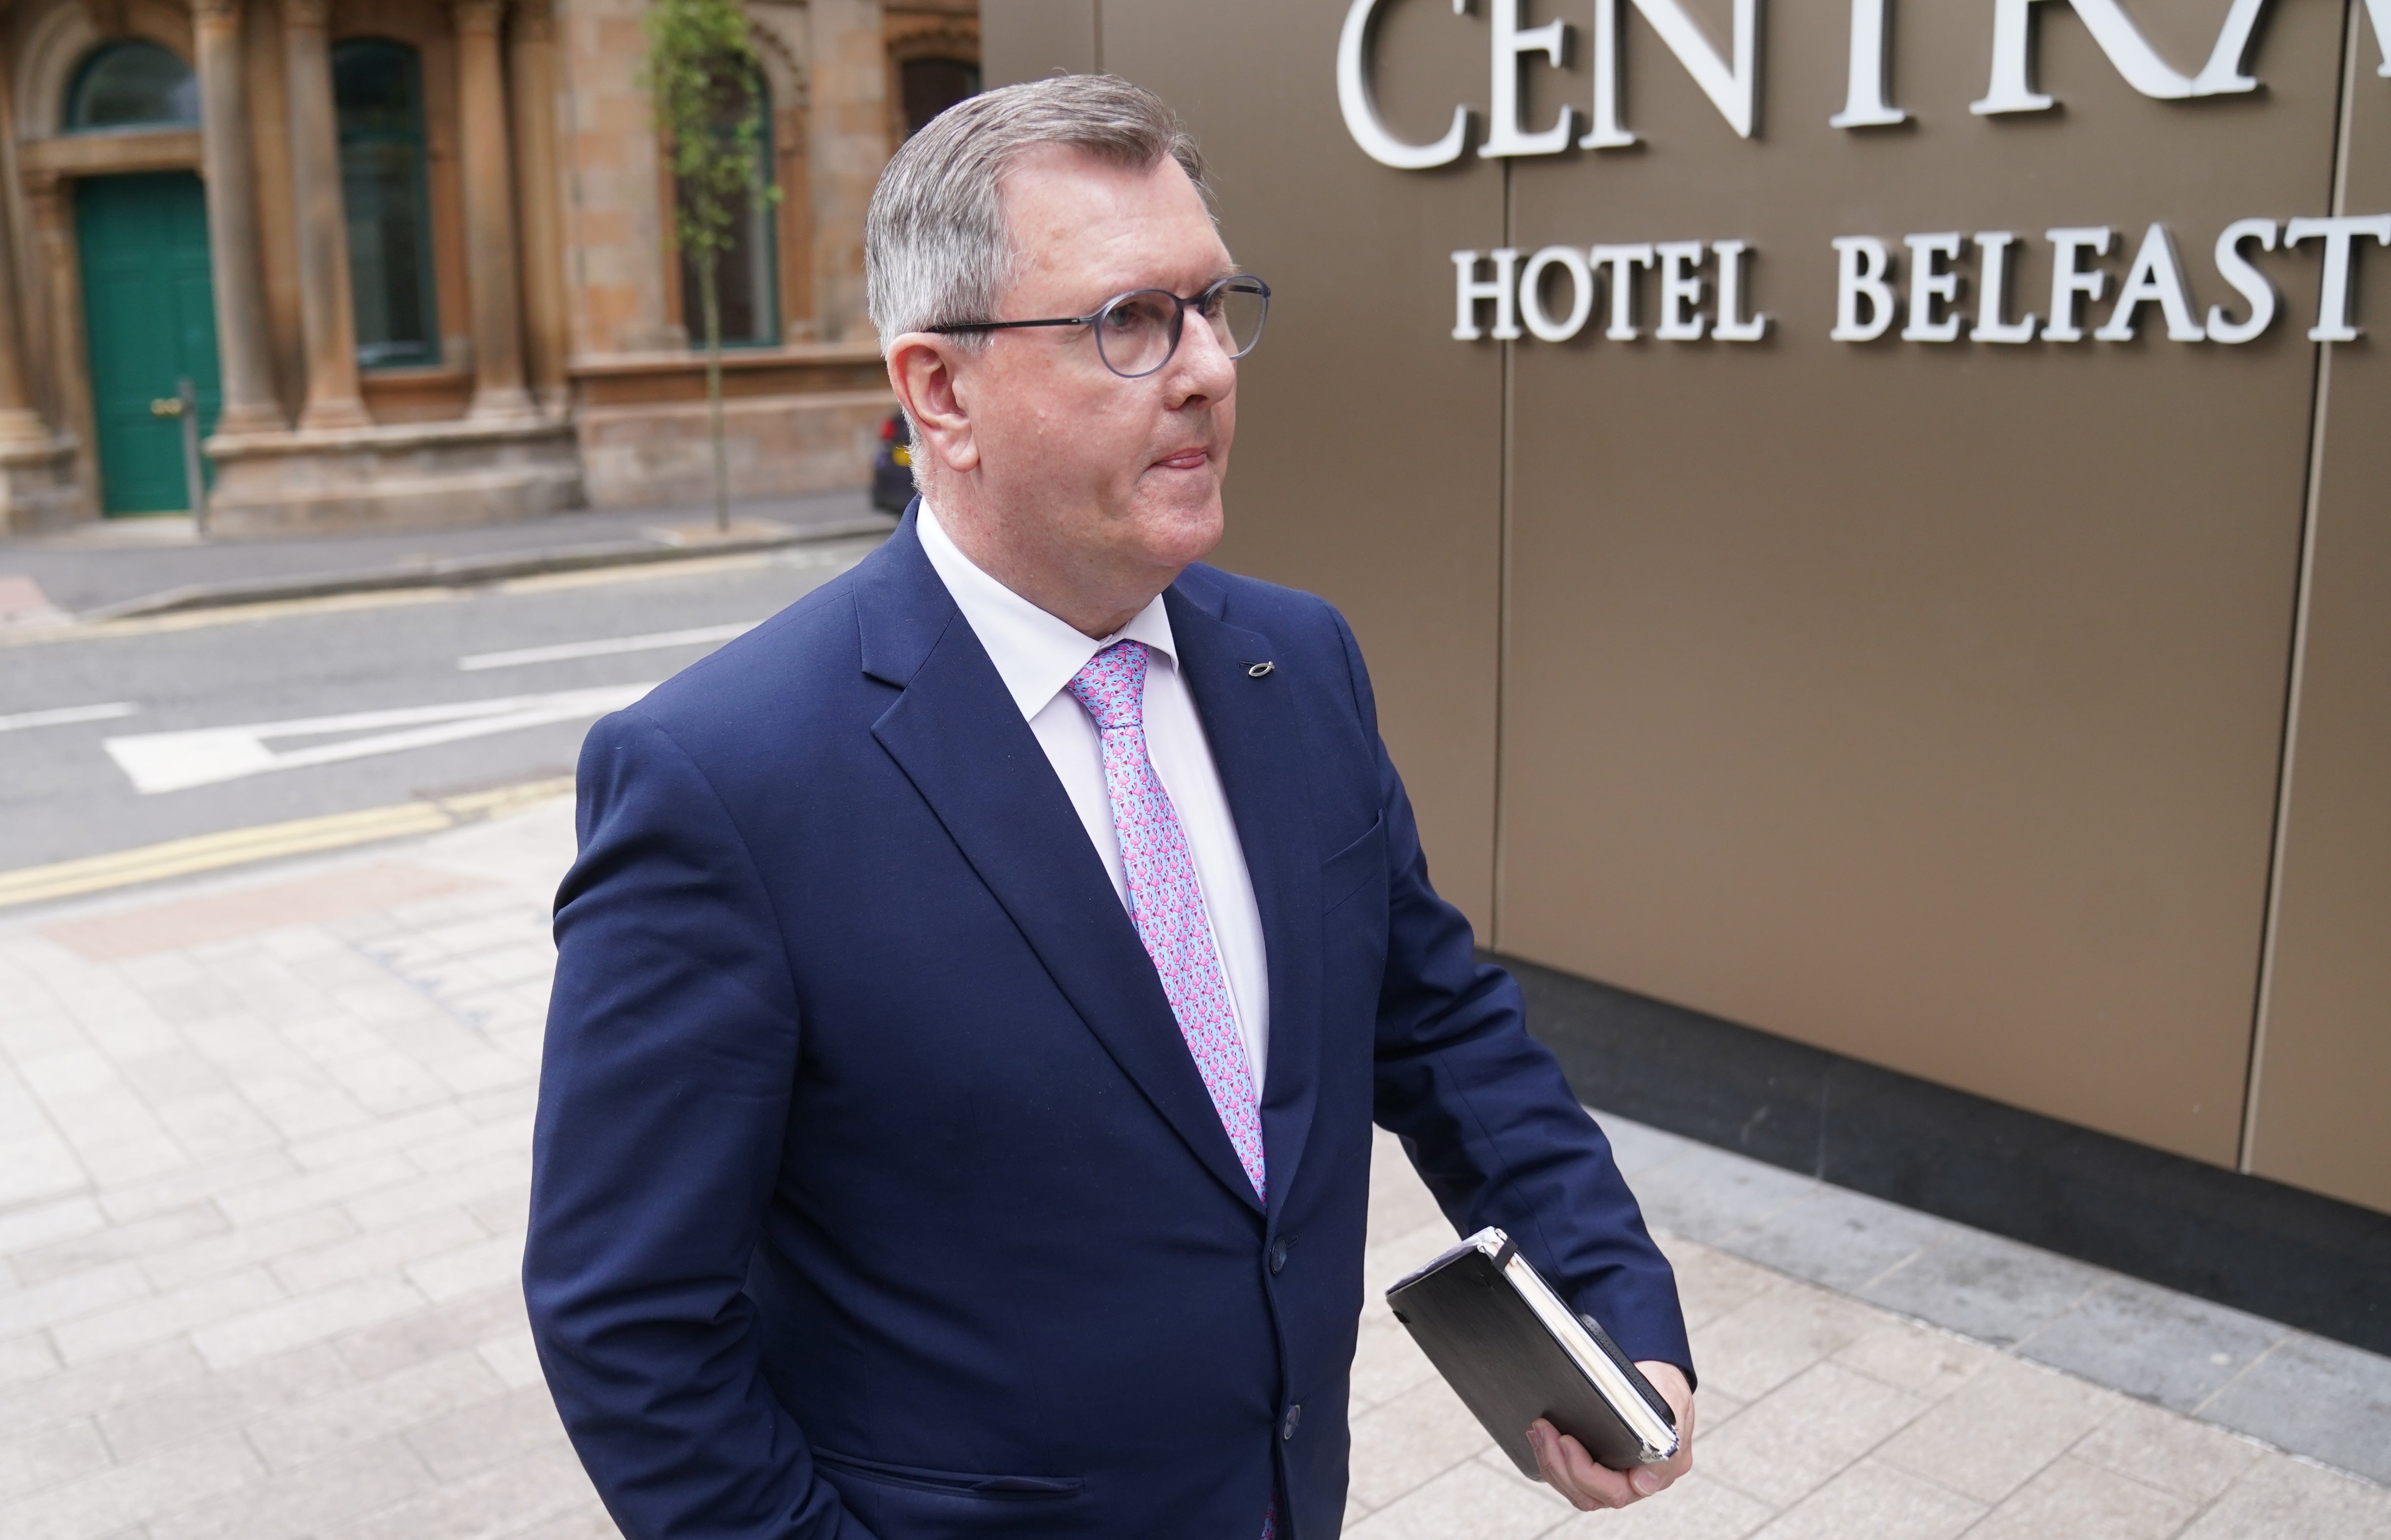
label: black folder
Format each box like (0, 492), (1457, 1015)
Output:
(1385, 1227), (1679, 1477)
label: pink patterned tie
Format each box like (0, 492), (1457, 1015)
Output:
(1066, 641), (1267, 1205)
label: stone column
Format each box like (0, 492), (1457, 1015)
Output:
(26, 172), (99, 486)
(0, 218), (51, 447)
(283, 0), (371, 429)
(0, 172), (81, 527)
(509, 0), (570, 410)
(193, 0), (285, 433)
(453, 0), (534, 419)
(805, 0), (888, 343)
(0, 62), (51, 448)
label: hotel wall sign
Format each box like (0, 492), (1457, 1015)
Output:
(1336, 0), (2391, 346)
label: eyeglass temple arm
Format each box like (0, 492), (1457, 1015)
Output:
(924, 280), (1263, 337)
(924, 316), (1096, 335)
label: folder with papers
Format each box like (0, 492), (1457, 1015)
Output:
(1385, 1226), (1680, 1477)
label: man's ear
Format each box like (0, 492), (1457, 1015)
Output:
(885, 334), (980, 477)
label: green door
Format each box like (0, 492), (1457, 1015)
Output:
(76, 171), (222, 515)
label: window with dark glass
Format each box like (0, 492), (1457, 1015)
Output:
(677, 72), (777, 348)
(333, 39), (438, 369)
(65, 41), (199, 132)
(900, 58), (979, 138)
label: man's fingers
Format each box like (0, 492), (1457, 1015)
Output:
(1527, 1421), (1639, 1511)
(1527, 1366), (1696, 1512)
(1634, 1425), (1690, 1495)
(1635, 1359), (1698, 1490)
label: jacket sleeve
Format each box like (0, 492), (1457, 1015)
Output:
(524, 708), (878, 1540)
(1338, 611), (1697, 1385)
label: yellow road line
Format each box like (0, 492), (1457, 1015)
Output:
(0, 777), (575, 911)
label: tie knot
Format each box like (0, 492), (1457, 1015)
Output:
(1066, 640), (1149, 732)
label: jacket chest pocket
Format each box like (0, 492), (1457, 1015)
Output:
(1321, 813), (1387, 916)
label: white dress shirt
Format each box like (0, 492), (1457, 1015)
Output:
(917, 502), (1272, 1092)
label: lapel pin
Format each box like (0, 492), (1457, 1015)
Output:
(1247, 661), (1275, 679)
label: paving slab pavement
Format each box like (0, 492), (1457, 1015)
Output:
(0, 490), (896, 620)
(0, 794), (2385, 1539)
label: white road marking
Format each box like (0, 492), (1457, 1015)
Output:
(457, 621), (757, 671)
(0, 701), (139, 733)
(103, 684), (652, 794)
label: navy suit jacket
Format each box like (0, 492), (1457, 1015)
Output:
(525, 507), (1691, 1540)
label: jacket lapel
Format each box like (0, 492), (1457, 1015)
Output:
(857, 513), (1267, 1213)
(1165, 580), (1325, 1224)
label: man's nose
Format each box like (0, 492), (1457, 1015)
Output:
(1162, 312), (1238, 405)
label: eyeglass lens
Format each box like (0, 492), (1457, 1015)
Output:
(1094, 280), (1270, 379)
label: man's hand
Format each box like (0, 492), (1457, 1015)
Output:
(1527, 1360), (1694, 1511)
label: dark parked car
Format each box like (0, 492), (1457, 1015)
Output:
(871, 412), (914, 513)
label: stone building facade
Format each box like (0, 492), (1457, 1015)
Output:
(0, 0), (974, 533)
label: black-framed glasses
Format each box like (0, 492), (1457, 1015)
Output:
(927, 274), (1271, 379)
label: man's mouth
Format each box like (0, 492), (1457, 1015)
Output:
(1152, 447), (1211, 471)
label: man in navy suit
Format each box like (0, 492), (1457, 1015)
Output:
(525, 75), (1694, 1539)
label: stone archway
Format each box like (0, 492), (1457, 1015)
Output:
(881, 7), (977, 146)
(9, 0), (210, 516)
(746, 3), (813, 339)
(13, 0), (195, 142)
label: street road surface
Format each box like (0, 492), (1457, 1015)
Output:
(0, 536), (881, 874)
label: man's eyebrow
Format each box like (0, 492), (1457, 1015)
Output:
(1083, 266), (1241, 301)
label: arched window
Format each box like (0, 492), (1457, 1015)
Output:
(64, 40), (198, 132)
(899, 57), (978, 138)
(677, 71), (777, 348)
(333, 39), (438, 369)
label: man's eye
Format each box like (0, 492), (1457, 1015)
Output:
(1107, 296), (1171, 331)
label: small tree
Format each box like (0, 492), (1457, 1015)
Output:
(644, 0), (774, 533)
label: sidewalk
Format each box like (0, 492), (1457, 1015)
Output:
(0, 795), (2385, 1539)
(0, 490), (896, 622)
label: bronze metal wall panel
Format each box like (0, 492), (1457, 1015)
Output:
(979, 1), (2388, 1199)
(2249, 19), (2391, 1212)
(981, 0), (1097, 83)
(1496, 0), (2343, 1165)
(1090, 0), (1509, 926)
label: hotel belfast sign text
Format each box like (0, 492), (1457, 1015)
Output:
(1335, 0), (2391, 347)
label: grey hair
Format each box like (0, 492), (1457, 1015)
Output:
(865, 74), (1209, 354)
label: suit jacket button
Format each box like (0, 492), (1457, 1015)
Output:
(1269, 1240), (1289, 1275)
(1282, 1403), (1302, 1440)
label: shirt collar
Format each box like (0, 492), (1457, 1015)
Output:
(916, 500), (1179, 723)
